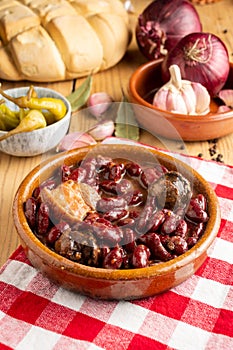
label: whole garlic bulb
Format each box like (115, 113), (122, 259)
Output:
(153, 64), (210, 115)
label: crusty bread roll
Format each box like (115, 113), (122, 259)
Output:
(0, 0), (131, 82)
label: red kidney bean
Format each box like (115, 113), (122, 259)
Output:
(47, 221), (70, 244)
(161, 212), (181, 234)
(84, 212), (101, 224)
(186, 236), (197, 247)
(98, 246), (111, 266)
(139, 232), (172, 261)
(100, 246), (111, 261)
(103, 247), (124, 269)
(186, 196), (208, 223)
(121, 228), (136, 253)
(117, 179), (133, 194)
(96, 197), (127, 213)
(125, 162), (142, 177)
(140, 166), (166, 188)
(92, 222), (123, 245)
(189, 221), (204, 238)
(82, 157), (97, 167)
(124, 190), (144, 206)
(131, 244), (150, 268)
(96, 217), (114, 228)
(122, 252), (130, 269)
(99, 180), (117, 194)
(186, 222), (204, 247)
(84, 178), (99, 189)
(103, 209), (128, 222)
(166, 236), (188, 255)
(117, 217), (135, 227)
(149, 210), (166, 232)
(159, 234), (170, 246)
(36, 202), (50, 236)
(135, 205), (156, 233)
(83, 161), (97, 180)
(24, 197), (38, 229)
(146, 195), (158, 211)
(33, 179), (57, 199)
(140, 171), (149, 188)
(95, 155), (112, 169)
(32, 187), (41, 199)
(100, 179), (131, 196)
(104, 163), (125, 182)
(61, 164), (71, 182)
(175, 219), (188, 238)
(196, 194), (207, 210)
(128, 210), (140, 219)
(69, 167), (86, 182)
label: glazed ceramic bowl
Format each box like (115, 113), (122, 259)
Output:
(0, 86), (71, 157)
(129, 59), (233, 141)
(13, 144), (221, 300)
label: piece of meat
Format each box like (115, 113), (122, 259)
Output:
(40, 180), (91, 225)
(149, 171), (192, 211)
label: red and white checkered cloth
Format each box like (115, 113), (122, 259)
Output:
(0, 138), (232, 350)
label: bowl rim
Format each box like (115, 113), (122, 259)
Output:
(0, 86), (71, 135)
(13, 144), (221, 281)
(129, 59), (233, 122)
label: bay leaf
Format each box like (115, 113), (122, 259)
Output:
(67, 75), (92, 112)
(115, 94), (140, 141)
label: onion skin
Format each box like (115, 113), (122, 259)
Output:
(136, 0), (202, 60)
(162, 32), (230, 97)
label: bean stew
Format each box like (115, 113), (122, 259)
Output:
(24, 153), (209, 270)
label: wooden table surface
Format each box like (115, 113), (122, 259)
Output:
(0, 0), (233, 266)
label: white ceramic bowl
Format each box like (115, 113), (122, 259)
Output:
(0, 86), (71, 157)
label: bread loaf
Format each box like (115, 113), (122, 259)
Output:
(0, 0), (131, 82)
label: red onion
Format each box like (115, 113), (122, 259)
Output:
(136, 0), (202, 60)
(162, 32), (230, 97)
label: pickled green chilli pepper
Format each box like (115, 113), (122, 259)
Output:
(0, 87), (67, 121)
(0, 109), (47, 142)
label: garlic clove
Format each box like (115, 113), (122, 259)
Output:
(166, 90), (187, 114)
(172, 93), (188, 114)
(180, 82), (197, 115)
(88, 120), (115, 141)
(218, 89), (233, 108)
(153, 89), (168, 110)
(57, 132), (97, 152)
(191, 82), (210, 115)
(87, 92), (113, 119)
(217, 105), (231, 113)
(165, 90), (176, 112)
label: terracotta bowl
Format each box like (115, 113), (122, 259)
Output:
(0, 86), (71, 157)
(128, 59), (233, 141)
(13, 144), (221, 300)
